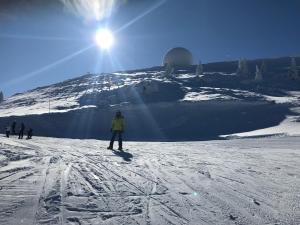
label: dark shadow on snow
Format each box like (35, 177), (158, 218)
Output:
(112, 150), (133, 162)
(0, 101), (294, 141)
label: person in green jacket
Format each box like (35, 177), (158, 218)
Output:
(107, 111), (125, 150)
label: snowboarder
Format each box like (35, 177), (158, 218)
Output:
(27, 128), (33, 139)
(5, 125), (11, 138)
(18, 122), (25, 139)
(11, 120), (16, 135)
(107, 111), (125, 150)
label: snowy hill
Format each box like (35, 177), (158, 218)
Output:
(0, 57), (300, 140)
(0, 135), (299, 225)
(0, 57), (300, 225)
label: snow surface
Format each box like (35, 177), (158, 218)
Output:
(224, 107), (300, 138)
(182, 91), (237, 101)
(1, 68), (300, 141)
(0, 72), (165, 117)
(1, 70), (299, 118)
(0, 135), (299, 225)
(263, 91), (300, 104)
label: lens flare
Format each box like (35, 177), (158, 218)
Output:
(95, 29), (114, 49)
(60, 0), (117, 21)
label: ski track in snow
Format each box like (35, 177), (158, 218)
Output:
(0, 136), (299, 225)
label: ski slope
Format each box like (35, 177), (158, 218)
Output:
(0, 136), (299, 225)
(1, 70), (298, 118)
(1, 69), (300, 141)
(1, 57), (300, 140)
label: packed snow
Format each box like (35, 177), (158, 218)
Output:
(0, 58), (300, 224)
(0, 135), (299, 225)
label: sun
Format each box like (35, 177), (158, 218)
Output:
(95, 29), (114, 49)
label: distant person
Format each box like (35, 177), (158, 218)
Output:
(5, 125), (11, 138)
(11, 120), (16, 135)
(107, 111), (125, 150)
(27, 128), (33, 139)
(18, 122), (25, 139)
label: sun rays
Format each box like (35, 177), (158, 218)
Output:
(4, 0), (166, 87)
(94, 28), (114, 49)
(3, 44), (94, 87)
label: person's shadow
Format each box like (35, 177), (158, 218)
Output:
(112, 150), (133, 162)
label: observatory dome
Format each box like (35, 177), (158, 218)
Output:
(163, 47), (193, 67)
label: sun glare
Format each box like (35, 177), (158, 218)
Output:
(95, 29), (114, 49)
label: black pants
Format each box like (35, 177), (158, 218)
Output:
(27, 133), (32, 139)
(109, 131), (123, 149)
(6, 131), (10, 138)
(19, 130), (24, 139)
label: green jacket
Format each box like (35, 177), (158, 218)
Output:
(112, 117), (125, 131)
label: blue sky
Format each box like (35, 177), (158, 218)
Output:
(1, 0), (300, 96)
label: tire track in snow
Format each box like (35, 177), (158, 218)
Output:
(0, 140), (49, 225)
(84, 153), (189, 224)
(35, 156), (65, 225)
(141, 152), (214, 224)
(19, 140), (72, 225)
(60, 162), (72, 225)
(145, 175), (157, 225)
(114, 151), (190, 224)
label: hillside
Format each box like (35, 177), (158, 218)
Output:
(0, 57), (300, 140)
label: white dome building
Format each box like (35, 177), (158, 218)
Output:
(163, 47), (193, 67)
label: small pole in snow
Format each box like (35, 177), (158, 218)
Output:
(49, 98), (50, 114)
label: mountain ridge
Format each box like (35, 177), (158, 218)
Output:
(0, 56), (299, 141)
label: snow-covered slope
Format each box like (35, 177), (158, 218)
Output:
(0, 57), (300, 140)
(0, 135), (299, 225)
(0, 59), (299, 118)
